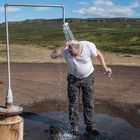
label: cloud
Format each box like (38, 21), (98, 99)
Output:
(78, 2), (89, 6)
(129, 1), (140, 8)
(35, 7), (51, 11)
(73, 0), (140, 18)
(0, 7), (21, 12)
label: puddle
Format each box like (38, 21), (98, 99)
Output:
(21, 111), (140, 140)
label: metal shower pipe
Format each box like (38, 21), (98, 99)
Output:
(4, 4), (65, 24)
(4, 3), (66, 107)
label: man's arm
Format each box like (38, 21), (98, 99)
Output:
(96, 49), (112, 76)
(51, 42), (67, 59)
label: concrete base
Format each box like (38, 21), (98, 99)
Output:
(0, 115), (23, 140)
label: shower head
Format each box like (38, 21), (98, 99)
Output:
(63, 22), (75, 41)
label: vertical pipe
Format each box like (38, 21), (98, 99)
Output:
(4, 4), (13, 107)
(61, 5), (65, 24)
(3, 3), (66, 107)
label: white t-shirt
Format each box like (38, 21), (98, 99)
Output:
(62, 41), (97, 78)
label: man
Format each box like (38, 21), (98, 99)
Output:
(51, 40), (112, 135)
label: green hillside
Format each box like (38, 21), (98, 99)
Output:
(0, 18), (140, 54)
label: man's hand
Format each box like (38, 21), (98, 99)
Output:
(104, 67), (112, 77)
(96, 49), (112, 79)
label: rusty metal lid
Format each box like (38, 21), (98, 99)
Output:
(0, 115), (23, 125)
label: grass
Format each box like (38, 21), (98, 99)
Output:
(0, 18), (140, 54)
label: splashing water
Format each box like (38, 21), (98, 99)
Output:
(57, 64), (66, 122)
(57, 133), (73, 140)
(63, 22), (75, 41)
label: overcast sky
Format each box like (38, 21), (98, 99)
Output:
(0, 0), (140, 23)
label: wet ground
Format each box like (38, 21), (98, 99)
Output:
(21, 110), (140, 140)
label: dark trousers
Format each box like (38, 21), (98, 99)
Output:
(67, 73), (95, 128)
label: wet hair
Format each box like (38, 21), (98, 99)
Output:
(69, 44), (80, 50)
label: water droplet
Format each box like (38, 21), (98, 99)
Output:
(138, 109), (140, 116)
